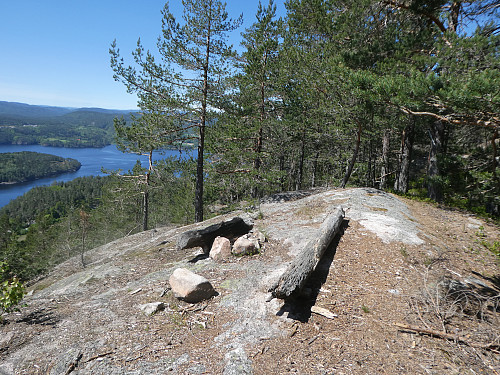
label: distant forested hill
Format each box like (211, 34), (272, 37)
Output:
(0, 101), (136, 147)
(0, 151), (81, 183)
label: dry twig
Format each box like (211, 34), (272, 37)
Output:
(84, 351), (114, 363)
(394, 323), (500, 352)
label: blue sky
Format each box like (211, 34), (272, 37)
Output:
(0, 0), (286, 110)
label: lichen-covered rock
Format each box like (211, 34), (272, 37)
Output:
(169, 268), (216, 303)
(209, 236), (231, 261)
(232, 235), (260, 256)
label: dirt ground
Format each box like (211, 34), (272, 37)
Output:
(0, 188), (499, 374)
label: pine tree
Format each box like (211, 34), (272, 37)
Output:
(111, 0), (242, 222)
(207, 0), (283, 200)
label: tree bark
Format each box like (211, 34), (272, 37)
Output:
(142, 150), (153, 232)
(492, 129), (498, 179)
(380, 128), (390, 190)
(279, 155), (286, 192)
(296, 129), (306, 191)
(394, 119), (415, 193)
(195, 27), (211, 223)
(448, 1), (461, 34)
(311, 150), (319, 188)
(268, 206), (345, 299)
(427, 120), (444, 202)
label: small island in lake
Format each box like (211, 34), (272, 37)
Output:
(0, 151), (81, 184)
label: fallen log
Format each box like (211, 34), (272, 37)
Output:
(269, 206), (345, 299)
(176, 216), (253, 253)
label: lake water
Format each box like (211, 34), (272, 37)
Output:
(0, 144), (192, 208)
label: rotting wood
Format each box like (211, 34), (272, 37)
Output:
(176, 216), (253, 253)
(268, 206), (345, 299)
(394, 322), (500, 352)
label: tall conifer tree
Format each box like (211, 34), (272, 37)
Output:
(111, 0), (242, 222)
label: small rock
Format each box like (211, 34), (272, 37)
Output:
(139, 302), (165, 315)
(0, 331), (14, 347)
(232, 236), (259, 256)
(252, 230), (267, 244)
(210, 236), (232, 261)
(169, 268), (216, 303)
(467, 218), (483, 230)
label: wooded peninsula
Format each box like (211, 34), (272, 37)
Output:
(0, 152), (81, 184)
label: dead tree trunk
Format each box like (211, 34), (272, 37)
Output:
(269, 206), (345, 299)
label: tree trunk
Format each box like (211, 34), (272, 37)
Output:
(279, 155), (286, 192)
(311, 150), (319, 187)
(254, 80), (266, 171)
(427, 121), (444, 202)
(142, 190), (149, 232)
(492, 129), (498, 179)
(394, 119), (415, 193)
(195, 30), (211, 223)
(269, 206), (345, 299)
(142, 150), (153, 231)
(340, 122), (362, 188)
(194, 125), (205, 222)
(296, 129), (306, 191)
(366, 140), (375, 187)
(380, 128), (390, 190)
(448, 1), (461, 34)
(79, 210), (89, 268)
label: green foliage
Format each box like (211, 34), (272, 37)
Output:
(0, 261), (25, 315)
(481, 240), (500, 258)
(0, 152), (81, 183)
(0, 176), (106, 225)
(111, 0), (242, 222)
